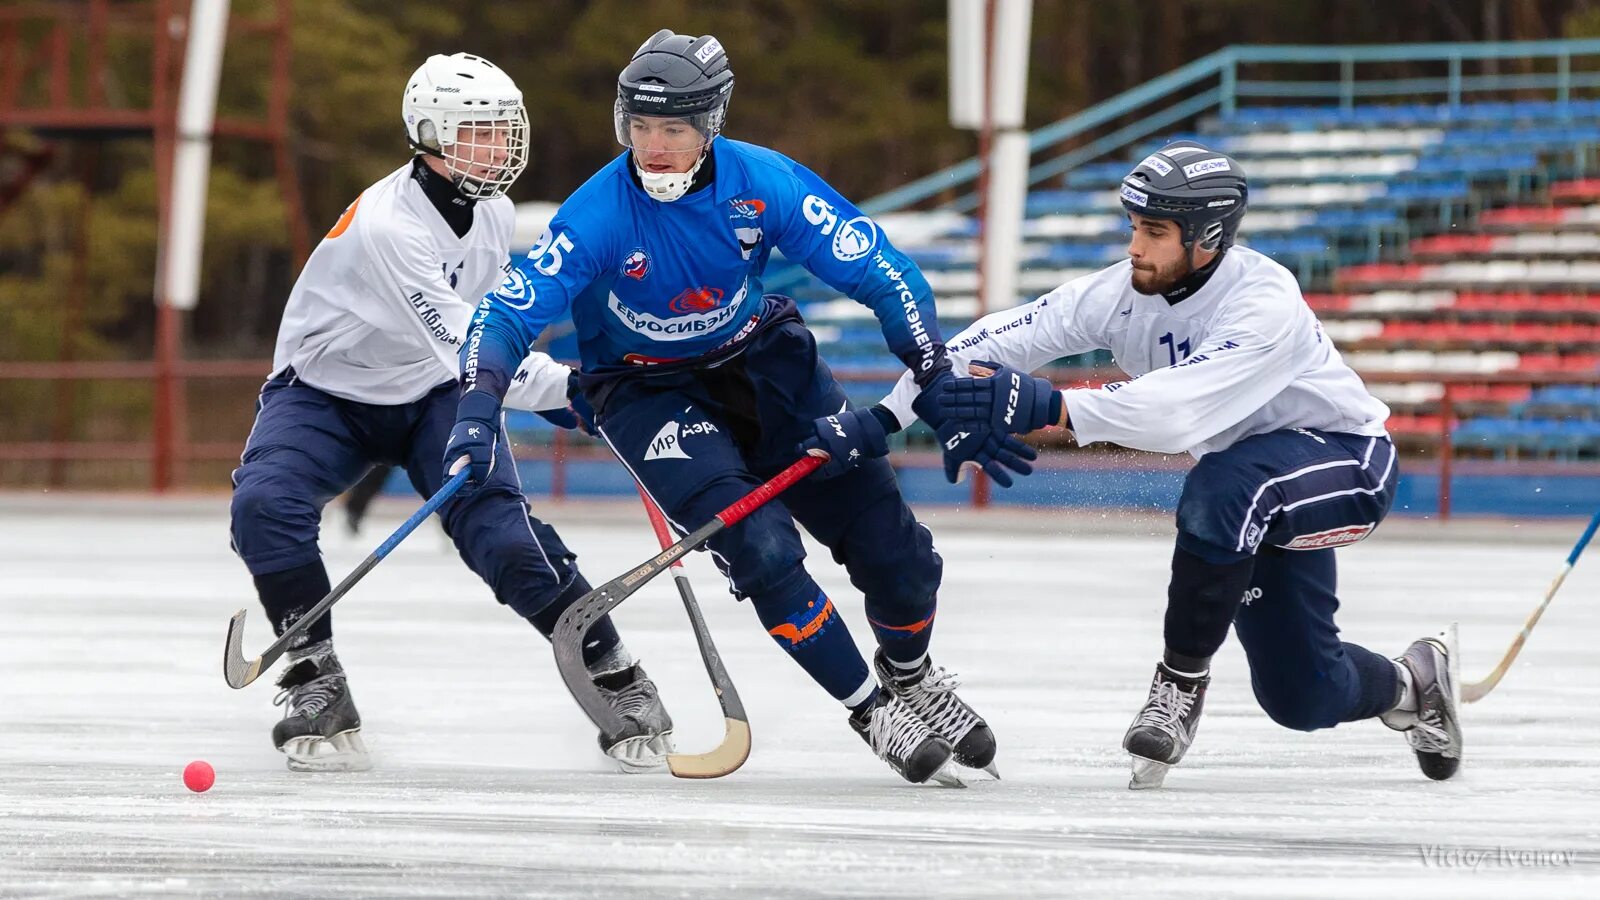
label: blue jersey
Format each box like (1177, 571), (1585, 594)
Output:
(462, 138), (946, 400)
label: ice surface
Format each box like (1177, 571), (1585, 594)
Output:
(1, 498), (1596, 898)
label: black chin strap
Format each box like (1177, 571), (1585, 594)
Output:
(1162, 247), (1225, 304)
(410, 155), (475, 239)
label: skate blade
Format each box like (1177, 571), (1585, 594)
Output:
(282, 730), (372, 773)
(929, 762), (967, 789)
(1443, 623), (1462, 710)
(1128, 756), (1170, 790)
(607, 732), (674, 774)
(981, 761), (1001, 780)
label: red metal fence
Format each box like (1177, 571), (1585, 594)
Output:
(2, 361), (1597, 517)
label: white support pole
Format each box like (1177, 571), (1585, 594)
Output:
(979, 0), (1033, 313)
(948, 0), (985, 130)
(982, 131), (1029, 311)
(988, 0), (1032, 130)
(162, 0), (231, 312)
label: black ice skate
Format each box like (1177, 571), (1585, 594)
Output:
(272, 646), (370, 772)
(849, 689), (964, 788)
(874, 651), (998, 778)
(1122, 661), (1210, 790)
(592, 663), (675, 773)
(1380, 626), (1463, 781)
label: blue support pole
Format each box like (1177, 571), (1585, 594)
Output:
(1221, 54), (1237, 118)
(1559, 52), (1572, 107)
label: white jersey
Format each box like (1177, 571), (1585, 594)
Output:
(270, 162), (570, 411)
(885, 246), (1388, 457)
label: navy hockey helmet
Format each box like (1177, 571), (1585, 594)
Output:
(615, 30), (733, 144)
(1118, 141), (1248, 253)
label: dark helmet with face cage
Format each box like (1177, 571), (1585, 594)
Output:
(1118, 141), (1248, 252)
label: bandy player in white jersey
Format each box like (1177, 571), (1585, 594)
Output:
(229, 53), (671, 773)
(877, 141), (1463, 789)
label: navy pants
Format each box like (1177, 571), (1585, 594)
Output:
(1170, 429), (1401, 730)
(593, 313), (942, 701)
(230, 370), (579, 642)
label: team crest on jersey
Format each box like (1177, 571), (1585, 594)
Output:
(734, 226), (763, 260)
(728, 197), (766, 219)
(622, 249), (650, 281)
(669, 286), (725, 314)
(494, 267), (534, 310)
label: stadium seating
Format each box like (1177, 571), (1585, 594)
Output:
(517, 100), (1600, 460)
(750, 99), (1600, 458)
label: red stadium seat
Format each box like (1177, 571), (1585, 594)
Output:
(1480, 207), (1565, 227)
(1550, 179), (1600, 204)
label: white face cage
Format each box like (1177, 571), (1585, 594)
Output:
(416, 106), (530, 200)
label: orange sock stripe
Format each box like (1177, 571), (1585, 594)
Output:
(768, 597), (836, 646)
(867, 610), (936, 636)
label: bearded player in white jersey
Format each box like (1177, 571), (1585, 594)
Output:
(865, 141), (1463, 788)
(229, 54), (671, 773)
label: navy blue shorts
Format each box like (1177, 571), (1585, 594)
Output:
(229, 370), (577, 619)
(1177, 429), (1398, 564)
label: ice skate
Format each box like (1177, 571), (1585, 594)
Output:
(1380, 626), (1463, 781)
(874, 650), (998, 778)
(592, 662), (675, 773)
(272, 645), (371, 773)
(849, 689), (964, 787)
(1122, 661), (1209, 790)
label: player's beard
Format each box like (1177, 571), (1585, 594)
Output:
(1129, 254), (1193, 295)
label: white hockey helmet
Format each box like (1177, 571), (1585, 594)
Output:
(402, 53), (530, 200)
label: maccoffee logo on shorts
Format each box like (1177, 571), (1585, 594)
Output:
(1283, 523), (1375, 550)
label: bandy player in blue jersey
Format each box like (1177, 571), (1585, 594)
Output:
(445, 30), (1034, 785)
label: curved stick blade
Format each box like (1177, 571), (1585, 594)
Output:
(552, 587), (630, 741)
(223, 609), (263, 689)
(667, 717), (752, 779)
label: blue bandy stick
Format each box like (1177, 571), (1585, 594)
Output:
(222, 469), (470, 689)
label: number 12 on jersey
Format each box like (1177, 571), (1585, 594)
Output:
(1159, 332), (1192, 366)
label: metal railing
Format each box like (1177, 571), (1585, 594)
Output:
(767, 37), (1600, 296)
(866, 38), (1600, 217)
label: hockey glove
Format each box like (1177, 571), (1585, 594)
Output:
(935, 421), (1037, 488)
(938, 360), (1063, 436)
(913, 370), (1038, 488)
(798, 406), (895, 479)
(444, 389), (500, 494)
